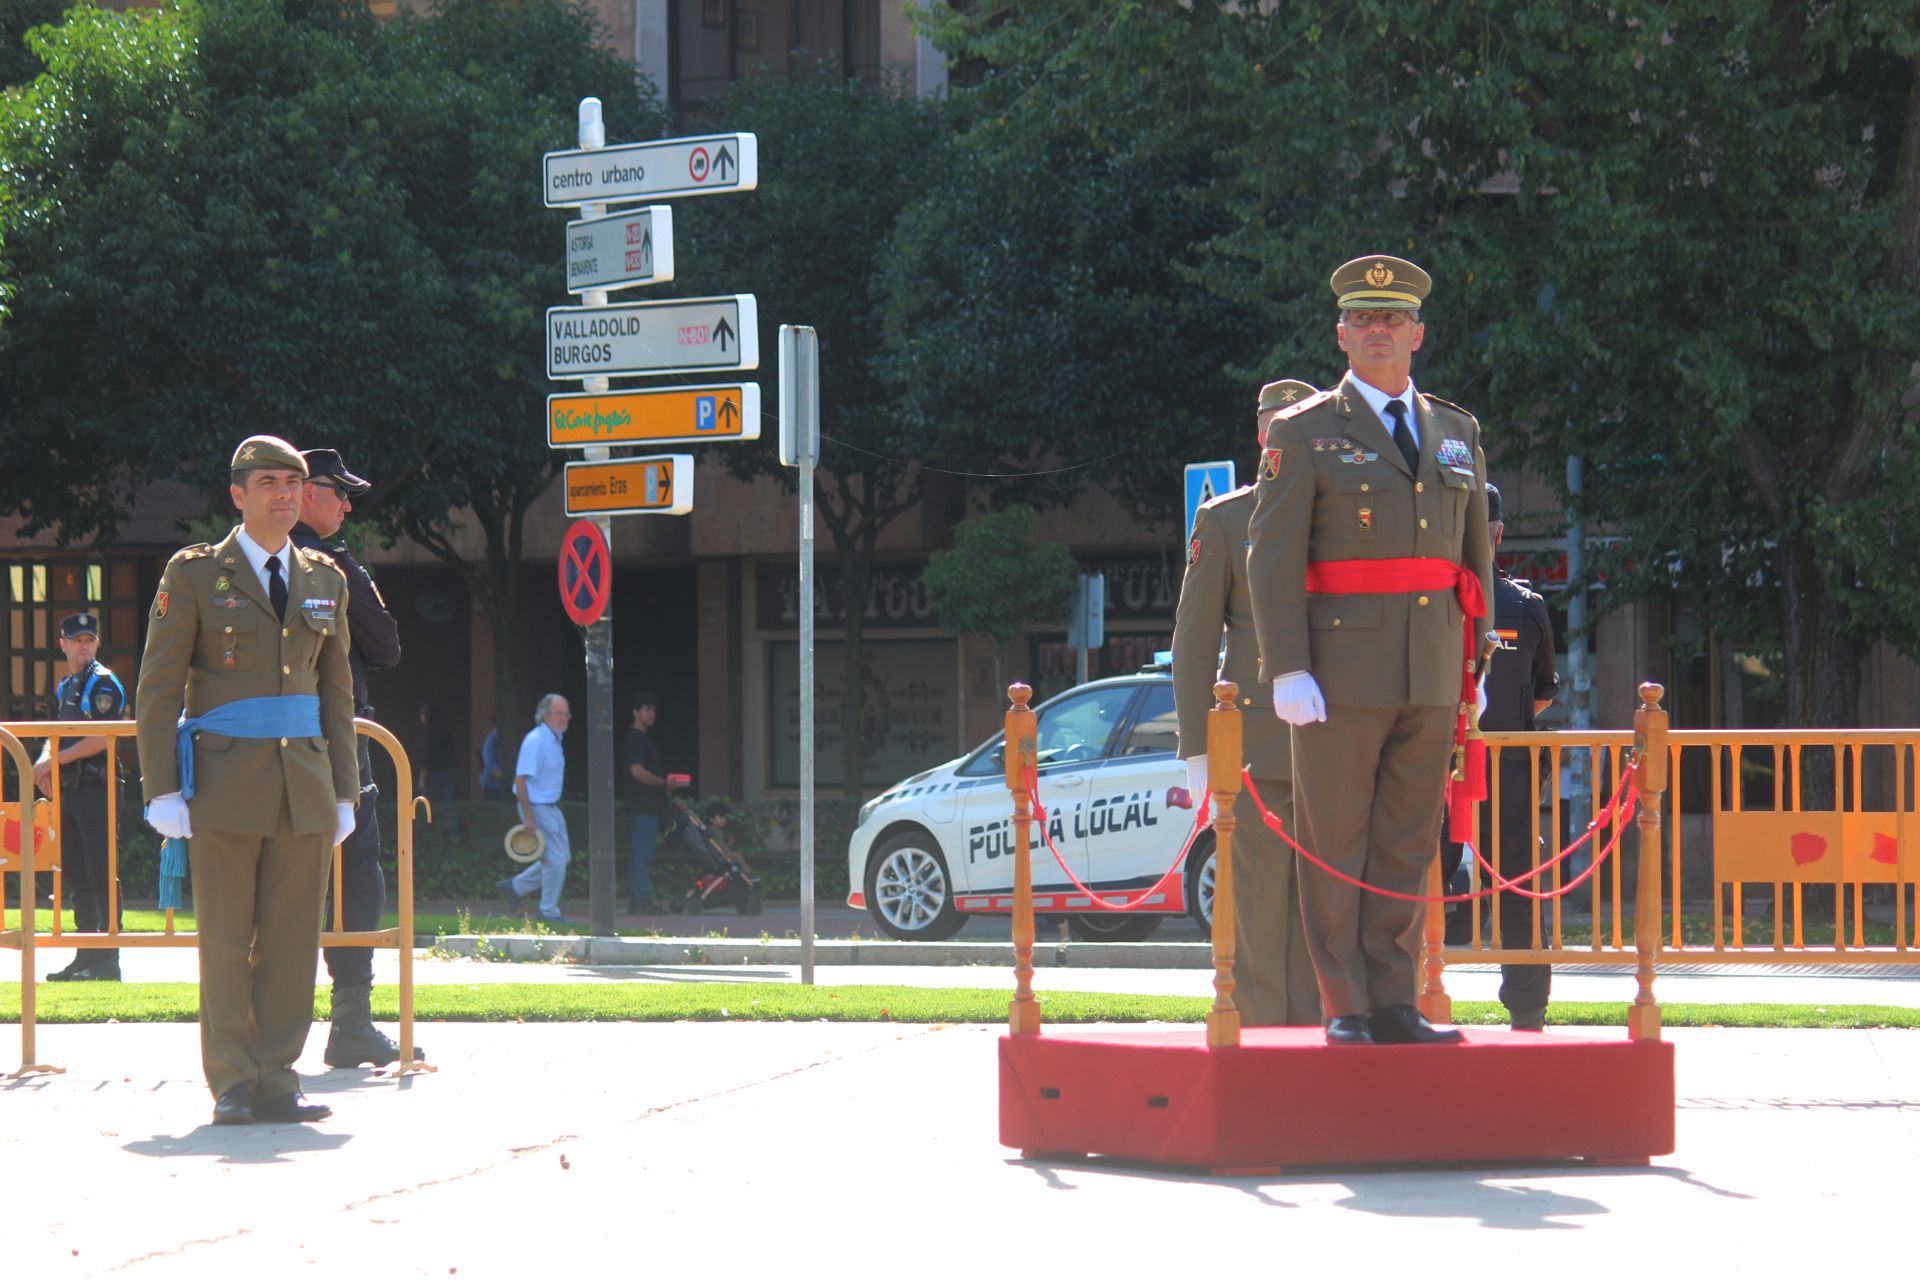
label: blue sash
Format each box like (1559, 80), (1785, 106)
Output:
(174, 694), (322, 801)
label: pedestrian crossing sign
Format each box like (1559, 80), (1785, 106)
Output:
(1184, 461), (1236, 537)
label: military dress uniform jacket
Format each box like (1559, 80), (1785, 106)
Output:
(1172, 487), (1289, 779)
(135, 527), (358, 837)
(1248, 371), (1495, 706)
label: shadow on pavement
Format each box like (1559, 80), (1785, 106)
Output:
(124, 1123), (353, 1163)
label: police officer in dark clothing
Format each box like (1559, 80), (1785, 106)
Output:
(36, 612), (129, 981)
(1439, 483), (1559, 1027)
(292, 448), (417, 1065)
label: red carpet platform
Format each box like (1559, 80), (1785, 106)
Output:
(1000, 1027), (1674, 1175)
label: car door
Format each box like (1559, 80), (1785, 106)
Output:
(954, 683), (1139, 904)
(1083, 680), (1189, 904)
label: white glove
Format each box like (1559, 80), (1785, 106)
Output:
(1477, 674), (1489, 719)
(1185, 755), (1209, 800)
(146, 793), (192, 840)
(333, 801), (357, 847)
(1271, 671), (1327, 726)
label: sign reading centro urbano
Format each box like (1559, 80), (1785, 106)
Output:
(567, 205), (674, 294)
(563, 455), (693, 518)
(547, 294), (758, 378)
(544, 133), (758, 207)
(549, 384), (761, 449)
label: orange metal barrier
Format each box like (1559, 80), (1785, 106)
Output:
(1, 718), (434, 1080)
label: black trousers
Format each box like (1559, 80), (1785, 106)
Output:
(1441, 750), (1551, 1013)
(61, 776), (122, 963)
(323, 735), (386, 992)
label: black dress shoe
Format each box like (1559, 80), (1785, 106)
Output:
(1368, 1004), (1465, 1045)
(254, 1090), (332, 1123)
(1324, 1015), (1376, 1046)
(46, 957), (92, 982)
(212, 1083), (255, 1126)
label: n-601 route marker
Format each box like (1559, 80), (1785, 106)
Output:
(547, 294), (758, 379)
(563, 455), (694, 517)
(544, 133), (758, 207)
(548, 383), (760, 448)
(566, 206), (674, 294)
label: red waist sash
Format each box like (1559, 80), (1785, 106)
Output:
(1304, 556), (1488, 839)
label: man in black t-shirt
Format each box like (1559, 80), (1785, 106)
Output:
(624, 691), (682, 912)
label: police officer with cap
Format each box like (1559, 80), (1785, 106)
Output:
(1444, 482), (1559, 1027)
(35, 611), (129, 981)
(291, 447), (417, 1067)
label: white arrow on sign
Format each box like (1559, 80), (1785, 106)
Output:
(566, 205), (674, 294)
(546, 295), (759, 380)
(544, 133), (758, 207)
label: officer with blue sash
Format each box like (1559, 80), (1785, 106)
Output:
(136, 435), (360, 1126)
(35, 611), (129, 981)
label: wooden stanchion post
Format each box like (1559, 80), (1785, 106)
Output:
(1419, 857), (1453, 1024)
(1206, 680), (1242, 1049)
(1629, 682), (1668, 1042)
(1006, 684), (1041, 1036)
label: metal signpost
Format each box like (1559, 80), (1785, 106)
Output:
(547, 383), (761, 448)
(1183, 460), (1236, 537)
(544, 102), (760, 934)
(562, 456), (695, 517)
(779, 325), (820, 985)
(544, 132), (758, 206)
(565, 205), (675, 293)
(1065, 573), (1106, 687)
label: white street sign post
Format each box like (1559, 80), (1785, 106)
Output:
(780, 325), (820, 986)
(544, 132), (758, 206)
(566, 205), (674, 293)
(546, 295), (759, 379)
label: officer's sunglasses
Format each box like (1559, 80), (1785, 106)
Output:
(310, 482), (354, 499)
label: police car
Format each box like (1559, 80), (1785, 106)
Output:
(846, 667), (1219, 942)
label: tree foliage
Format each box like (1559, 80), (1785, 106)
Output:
(922, 503), (1076, 645)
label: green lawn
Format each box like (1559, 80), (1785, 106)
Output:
(2, 907), (674, 939)
(2, 982), (1916, 1029)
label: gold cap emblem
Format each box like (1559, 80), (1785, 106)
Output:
(1365, 262), (1394, 288)
(241, 445), (258, 461)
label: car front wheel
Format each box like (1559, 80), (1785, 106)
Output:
(1066, 913), (1163, 942)
(865, 830), (965, 941)
(1187, 836), (1217, 938)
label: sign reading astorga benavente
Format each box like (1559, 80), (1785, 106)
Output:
(543, 133), (758, 206)
(546, 295), (759, 378)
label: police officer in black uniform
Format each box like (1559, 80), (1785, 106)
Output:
(291, 448), (418, 1065)
(1440, 483), (1559, 1027)
(36, 612), (128, 981)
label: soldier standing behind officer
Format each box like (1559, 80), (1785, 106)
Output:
(1247, 255), (1494, 1046)
(137, 435), (359, 1125)
(1172, 377), (1323, 1027)
(35, 612), (128, 982)
(1462, 482), (1559, 1029)
(292, 447), (420, 1067)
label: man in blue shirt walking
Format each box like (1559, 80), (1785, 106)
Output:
(500, 694), (572, 922)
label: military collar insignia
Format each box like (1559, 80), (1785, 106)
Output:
(214, 576), (231, 591)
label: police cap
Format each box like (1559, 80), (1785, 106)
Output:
(230, 435), (308, 476)
(1485, 482), (1503, 524)
(301, 448), (371, 496)
(59, 611), (100, 640)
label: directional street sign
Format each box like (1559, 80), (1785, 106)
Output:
(563, 455), (694, 517)
(548, 383), (760, 448)
(547, 294), (758, 379)
(566, 206), (674, 294)
(1184, 461), (1237, 537)
(544, 133), (758, 207)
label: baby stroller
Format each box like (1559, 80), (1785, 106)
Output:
(670, 797), (762, 916)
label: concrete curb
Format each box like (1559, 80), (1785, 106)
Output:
(428, 934), (1218, 968)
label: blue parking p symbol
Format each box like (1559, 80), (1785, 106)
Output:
(695, 395), (717, 431)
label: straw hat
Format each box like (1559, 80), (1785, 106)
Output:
(504, 823), (546, 863)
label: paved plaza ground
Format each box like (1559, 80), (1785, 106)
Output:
(4, 1018), (1916, 1276)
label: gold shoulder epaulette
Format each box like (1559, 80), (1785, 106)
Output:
(174, 544), (215, 562)
(298, 547), (341, 574)
(1275, 389), (1336, 421)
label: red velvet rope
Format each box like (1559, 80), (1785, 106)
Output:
(1023, 763), (1211, 911)
(1238, 763), (1641, 904)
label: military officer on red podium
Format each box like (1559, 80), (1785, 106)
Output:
(1247, 255), (1494, 1046)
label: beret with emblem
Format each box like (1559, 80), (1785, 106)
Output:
(1258, 378), (1318, 413)
(59, 611), (100, 639)
(230, 434), (308, 476)
(1330, 255), (1432, 311)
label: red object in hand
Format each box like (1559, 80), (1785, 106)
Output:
(667, 772), (692, 789)
(1167, 786), (1194, 810)
(1790, 833), (1828, 866)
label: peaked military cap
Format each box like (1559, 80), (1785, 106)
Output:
(1331, 255), (1431, 310)
(59, 611), (100, 639)
(301, 448), (371, 495)
(230, 434), (308, 476)
(1258, 378), (1319, 412)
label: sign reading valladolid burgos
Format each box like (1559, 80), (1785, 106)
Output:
(546, 295), (759, 379)
(543, 133), (758, 207)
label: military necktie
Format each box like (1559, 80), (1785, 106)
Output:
(265, 553), (288, 622)
(1385, 400), (1419, 473)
